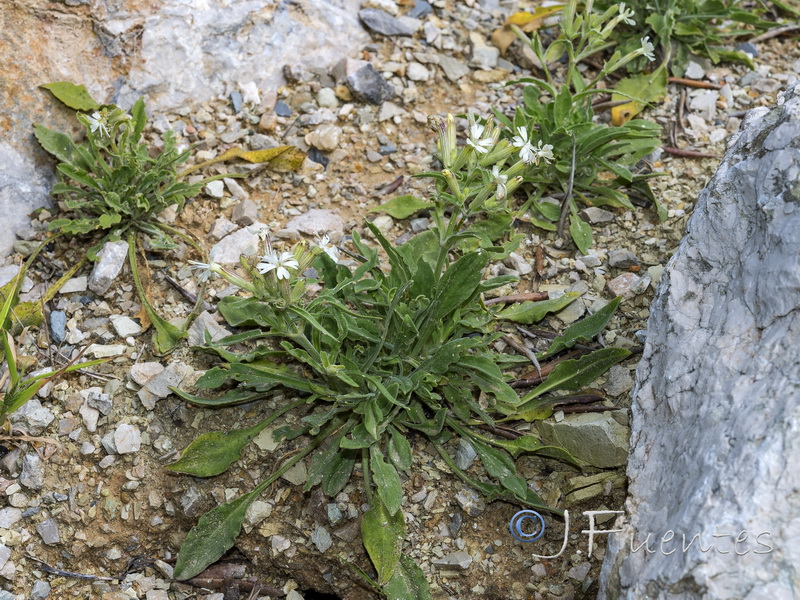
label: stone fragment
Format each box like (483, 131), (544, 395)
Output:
(406, 62), (429, 81)
(310, 525), (333, 552)
(36, 518), (60, 545)
(377, 102), (405, 122)
(437, 54), (470, 81)
(0, 509), (21, 529)
(604, 365), (633, 397)
(0, 545), (9, 570)
(683, 61), (705, 80)
(188, 311), (230, 346)
(137, 362), (192, 410)
(49, 311), (67, 344)
(433, 551), (473, 569)
(59, 276), (88, 294)
(455, 439), (477, 470)
(205, 180), (225, 198)
(305, 125), (342, 152)
(285, 209), (344, 237)
(79, 403), (100, 432)
(245, 500), (273, 527)
(469, 32), (499, 69)
(210, 223), (269, 264)
(271, 535), (291, 552)
(86, 344), (126, 358)
(30, 581), (50, 600)
(317, 87), (339, 108)
(347, 64), (395, 105)
(109, 315), (142, 337)
(114, 423), (141, 454)
(600, 83), (800, 600)
(180, 486), (203, 517)
(9, 399), (54, 436)
(281, 461), (307, 486)
(455, 488), (485, 516)
(208, 218), (238, 241)
(19, 453), (44, 490)
(535, 413), (629, 468)
(607, 272), (642, 297)
(358, 8), (415, 36)
(231, 199), (259, 226)
(607, 249), (639, 269)
(130, 362), (164, 386)
(580, 207), (615, 224)
(89, 241), (129, 295)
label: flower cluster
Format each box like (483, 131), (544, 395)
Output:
(511, 127), (554, 166)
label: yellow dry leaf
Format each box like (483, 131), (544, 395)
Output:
(494, 6), (566, 56)
(611, 102), (638, 126)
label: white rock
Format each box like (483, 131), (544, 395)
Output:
(89, 240), (129, 295)
(316, 87), (339, 108)
(79, 403), (100, 433)
(377, 101), (406, 122)
(86, 344), (126, 358)
(210, 223), (269, 264)
(114, 423), (141, 454)
(109, 315), (142, 337)
(59, 276), (88, 294)
(205, 180), (225, 198)
(130, 362), (164, 386)
(305, 125), (341, 152)
(240, 81), (261, 106)
(406, 62), (429, 81)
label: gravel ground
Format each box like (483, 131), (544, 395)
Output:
(1, 2), (799, 599)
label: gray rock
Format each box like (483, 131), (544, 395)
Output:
(109, 314), (142, 337)
(567, 562), (591, 581)
(0, 142), (51, 257)
(604, 365), (633, 398)
(437, 54), (470, 81)
(36, 518), (60, 545)
(0, 265), (32, 291)
(310, 525), (333, 552)
(9, 398), (54, 436)
(305, 125), (342, 152)
(0, 545), (9, 570)
(30, 581), (51, 600)
(285, 209), (344, 237)
(0, 508), (22, 529)
(469, 32), (499, 70)
(347, 64), (395, 105)
(317, 87), (339, 108)
(49, 311), (67, 344)
(59, 276), (88, 294)
(358, 8), (415, 36)
(433, 551), (473, 569)
(455, 488), (485, 517)
(327, 503), (343, 525)
(607, 272), (642, 297)
(608, 249), (639, 269)
(455, 439), (477, 470)
(19, 453), (44, 490)
(137, 361), (192, 409)
(180, 486), (204, 517)
(208, 217), (238, 241)
(205, 180), (225, 199)
(406, 62), (429, 82)
(130, 362), (164, 386)
(0, 591), (13, 600)
(599, 83), (800, 600)
(580, 207), (615, 224)
(188, 311), (230, 346)
(683, 61), (705, 80)
(535, 413), (629, 468)
(232, 199), (259, 226)
(210, 223), (269, 264)
(114, 423), (141, 454)
(89, 240), (129, 295)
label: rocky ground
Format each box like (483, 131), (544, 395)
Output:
(1, 1), (799, 599)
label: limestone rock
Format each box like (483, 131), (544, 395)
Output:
(535, 413), (629, 468)
(89, 241), (129, 295)
(599, 84), (800, 599)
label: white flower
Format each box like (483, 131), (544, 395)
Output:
(532, 140), (555, 165)
(641, 36), (656, 62)
(491, 165), (508, 200)
(618, 2), (636, 26)
(86, 112), (109, 137)
(511, 126), (529, 149)
(257, 250), (299, 280)
(467, 117), (492, 154)
(315, 232), (339, 262)
(188, 260), (216, 283)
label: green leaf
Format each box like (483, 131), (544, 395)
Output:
(539, 297), (622, 360)
(41, 82), (101, 111)
(471, 438), (528, 498)
(173, 487), (261, 580)
(361, 496), (405, 586)
(33, 125), (77, 164)
(370, 195), (433, 219)
(384, 555), (432, 600)
(522, 347), (631, 402)
(370, 446), (403, 516)
(611, 65), (668, 123)
(166, 418), (273, 477)
(321, 449), (357, 496)
(98, 213), (122, 229)
(569, 204), (592, 255)
(495, 292), (579, 324)
(431, 251), (489, 322)
(388, 429), (413, 471)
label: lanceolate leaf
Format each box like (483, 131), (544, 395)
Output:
(370, 195), (433, 219)
(523, 347), (631, 402)
(384, 555), (432, 600)
(361, 497), (405, 586)
(539, 296), (622, 360)
(173, 486), (262, 580)
(370, 446), (403, 516)
(41, 82), (101, 111)
(495, 293), (579, 324)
